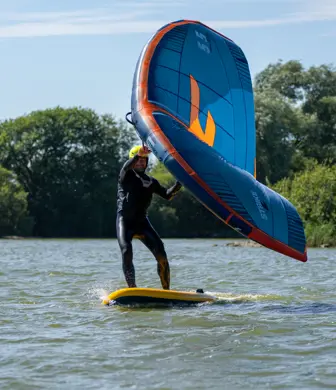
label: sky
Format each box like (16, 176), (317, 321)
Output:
(0, 0), (335, 122)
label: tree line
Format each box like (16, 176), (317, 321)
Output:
(0, 60), (335, 246)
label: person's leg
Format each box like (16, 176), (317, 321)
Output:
(116, 214), (136, 287)
(139, 218), (170, 290)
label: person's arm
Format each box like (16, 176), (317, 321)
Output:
(153, 179), (182, 200)
(119, 155), (140, 182)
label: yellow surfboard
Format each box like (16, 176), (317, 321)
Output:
(102, 287), (216, 306)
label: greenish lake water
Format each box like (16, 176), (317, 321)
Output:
(1, 238), (335, 389)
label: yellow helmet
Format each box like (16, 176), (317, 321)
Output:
(129, 145), (142, 159)
(129, 145), (150, 159)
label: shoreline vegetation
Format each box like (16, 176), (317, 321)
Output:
(1, 60), (335, 248)
(0, 236), (334, 249)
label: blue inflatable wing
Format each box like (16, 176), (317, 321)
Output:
(131, 20), (307, 262)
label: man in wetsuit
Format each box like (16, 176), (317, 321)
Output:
(116, 145), (182, 290)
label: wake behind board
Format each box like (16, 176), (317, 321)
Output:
(102, 287), (216, 307)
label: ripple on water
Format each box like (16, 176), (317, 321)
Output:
(1, 239), (336, 389)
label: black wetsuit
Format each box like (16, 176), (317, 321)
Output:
(116, 155), (181, 289)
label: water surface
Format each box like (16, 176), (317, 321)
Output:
(1, 238), (335, 389)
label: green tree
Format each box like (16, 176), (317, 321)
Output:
(296, 96), (336, 163)
(254, 89), (302, 184)
(302, 65), (336, 114)
(272, 160), (336, 246)
(254, 60), (336, 167)
(0, 166), (28, 236)
(254, 60), (306, 101)
(254, 60), (336, 107)
(0, 107), (136, 237)
(273, 160), (336, 225)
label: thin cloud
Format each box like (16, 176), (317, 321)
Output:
(0, 9), (154, 23)
(112, 1), (185, 7)
(210, 11), (336, 29)
(0, 10), (101, 22)
(0, 3), (335, 38)
(0, 1), (183, 22)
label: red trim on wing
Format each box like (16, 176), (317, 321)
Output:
(249, 229), (307, 262)
(136, 20), (308, 263)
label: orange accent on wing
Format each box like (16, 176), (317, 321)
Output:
(189, 75), (216, 147)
